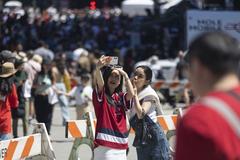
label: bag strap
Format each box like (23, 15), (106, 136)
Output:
(201, 94), (240, 138)
(227, 90), (240, 102)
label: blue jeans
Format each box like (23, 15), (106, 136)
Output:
(0, 134), (10, 141)
(55, 83), (70, 123)
(130, 114), (171, 160)
(136, 124), (170, 160)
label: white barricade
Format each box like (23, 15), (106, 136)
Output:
(0, 123), (56, 160)
(66, 113), (178, 137)
(66, 111), (181, 160)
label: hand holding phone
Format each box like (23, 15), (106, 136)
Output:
(97, 56), (119, 69)
(109, 56), (118, 65)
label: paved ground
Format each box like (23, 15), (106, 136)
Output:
(16, 104), (176, 160)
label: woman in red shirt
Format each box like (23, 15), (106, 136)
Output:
(93, 55), (134, 160)
(0, 62), (19, 140)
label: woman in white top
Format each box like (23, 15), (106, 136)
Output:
(130, 65), (170, 160)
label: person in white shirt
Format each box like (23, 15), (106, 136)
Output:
(130, 65), (170, 160)
(59, 73), (93, 119)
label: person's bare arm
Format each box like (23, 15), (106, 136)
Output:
(94, 55), (111, 93)
(132, 80), (152, 119)
(51, 67), (57, 85)
(53, 86), (75, 98)
(115, 68), (134, 101)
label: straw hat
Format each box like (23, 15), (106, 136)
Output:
(16, 51), (28, 62)
(32, 54), (43, 64)
(0, 62), (17, 78)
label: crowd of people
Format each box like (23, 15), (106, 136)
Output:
(1, 30), (240, 159)
(0, 48), (172, 159)
(1, 3), (240, 160)
(0, 48), (100, 136)
(0, 6), (183, 77)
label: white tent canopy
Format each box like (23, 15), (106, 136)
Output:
(160, 0), (182, 13)
(4, 0), (22, 8)
(121, 0), (154, 16)
(122, 0), (154, 5)
(121, 0), (183, 16)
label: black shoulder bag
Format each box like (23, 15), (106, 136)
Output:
(130, 113), (158, 147)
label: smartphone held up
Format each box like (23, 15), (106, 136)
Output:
(109, 56), (118, 65)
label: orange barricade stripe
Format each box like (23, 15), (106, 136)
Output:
(20, 136), (34, 158)
(185, 82), (191, 89)
(158, 117), (168, 131)
(68, 122), (83, 138)
(172, 116), (178, 128)
(93, 120), (97, 128)
(170, 81), (180, 88)
(129, 128), (135, 134)
(4, 140), (18, 160)
(153, 80), (164, 90)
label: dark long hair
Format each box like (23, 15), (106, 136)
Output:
(39, 62), (54, 82)
(102, 66), (123, 97)
(0, 76), (15, 96)
(136, 65), (152, 82)
(56, 60), (65, 75)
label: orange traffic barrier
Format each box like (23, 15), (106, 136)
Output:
(66, 113), (179, 138)
(0, 123), (55, 160)
(152, 80), (191, 90)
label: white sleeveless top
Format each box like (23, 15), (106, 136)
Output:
(130, 85), (163, 123)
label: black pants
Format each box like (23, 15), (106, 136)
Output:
(34, 95), (54, 134)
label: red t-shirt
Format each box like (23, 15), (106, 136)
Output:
(175, 87), (240, 160)
(0, 84), (19, 134)
(92, 88), (131, 149)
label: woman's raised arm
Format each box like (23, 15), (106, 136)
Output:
(115, 68), (134, 101)
(132, 80), (152, 119)
(94, 55), (111, 93)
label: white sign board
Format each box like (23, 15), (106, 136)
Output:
(186, 10), (240, 46)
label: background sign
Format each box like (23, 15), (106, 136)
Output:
(186, 10), (240, 46)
